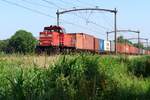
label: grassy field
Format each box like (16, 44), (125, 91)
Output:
(0, 53), (150, 100)
(0, 53), (60, 68)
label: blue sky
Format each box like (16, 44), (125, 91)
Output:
(0, 0), (150, 44)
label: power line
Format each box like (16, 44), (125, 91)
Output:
(59, 0), (80, 8)
(87, 20), (110, 31)
(75, 0), (97, 7)
(59, 15), (106, 35)
(86, 10), (93, 23)
(61, 20), (106, 36)
(101, 13), (114, 29)
(1, 0), (56, 19)
(41, 0), (64, 9)
(71, 12), (110, 31)
(62, 12), (109, 34)
(22, 0), (56, 9)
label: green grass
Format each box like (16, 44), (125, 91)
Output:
(0, 54), (150, 100)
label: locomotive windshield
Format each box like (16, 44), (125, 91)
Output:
(44, 25), (65, 33)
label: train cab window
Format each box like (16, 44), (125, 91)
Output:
(43, 26), (65, 33)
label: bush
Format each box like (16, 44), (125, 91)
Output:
(47, 54), (108, 100)
(128, 56), (150, 77)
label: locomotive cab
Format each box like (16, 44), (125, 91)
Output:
(39, 25), (65, 47)
(36, 25), (65, 54)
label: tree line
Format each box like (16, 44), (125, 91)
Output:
(0, 30), (37, 54)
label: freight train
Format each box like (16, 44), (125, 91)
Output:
(36, 25), (150, 55)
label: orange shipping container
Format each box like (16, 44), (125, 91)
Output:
(124, 44), (130, 54)
(135, 47), (139, 54)
(129, 45), (133, 54)
(63, 33), (76, 47)
(129, 45), (138, 54)
(94, 38), (99, 52)
(145, 50), (148, 55)
(76, 33), (94, 51)
(63, 33), (95, 51)
(148, 51), (150, 55)
(117, 43), (125, 53)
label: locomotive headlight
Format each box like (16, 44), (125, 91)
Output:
(40, 34), (45, 37)
(48, 34), (52, 37)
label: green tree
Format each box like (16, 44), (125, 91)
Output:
(117, 36), (133, 45)
(8, 30), (37, 54)
(0, 39), (9, 52)
(134, 43), (144, 49)
(145, 46), (150, 50)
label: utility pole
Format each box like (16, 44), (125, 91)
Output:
(137, 31), (140, 54)
(147, 39), (149, 49)
(56, 10), (59, 26)
(106, 32), (109, 41)
(114, 8), (117, 54)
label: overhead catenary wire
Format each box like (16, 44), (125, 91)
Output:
(1, 0), (56, 19)
(22, 0), (56, 9)
(101, 13), (114, 29)
(85, 10), (93, 23)
(58, 0), (80, 8)
(60, 20), (106, 36)
(75, 0), (97, 7)
(71, 0), (114, 30)
(41, 0), (64, 10)
(70, 12), (110, 31)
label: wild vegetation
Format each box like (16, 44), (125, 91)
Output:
(0, 54), (150, 100)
